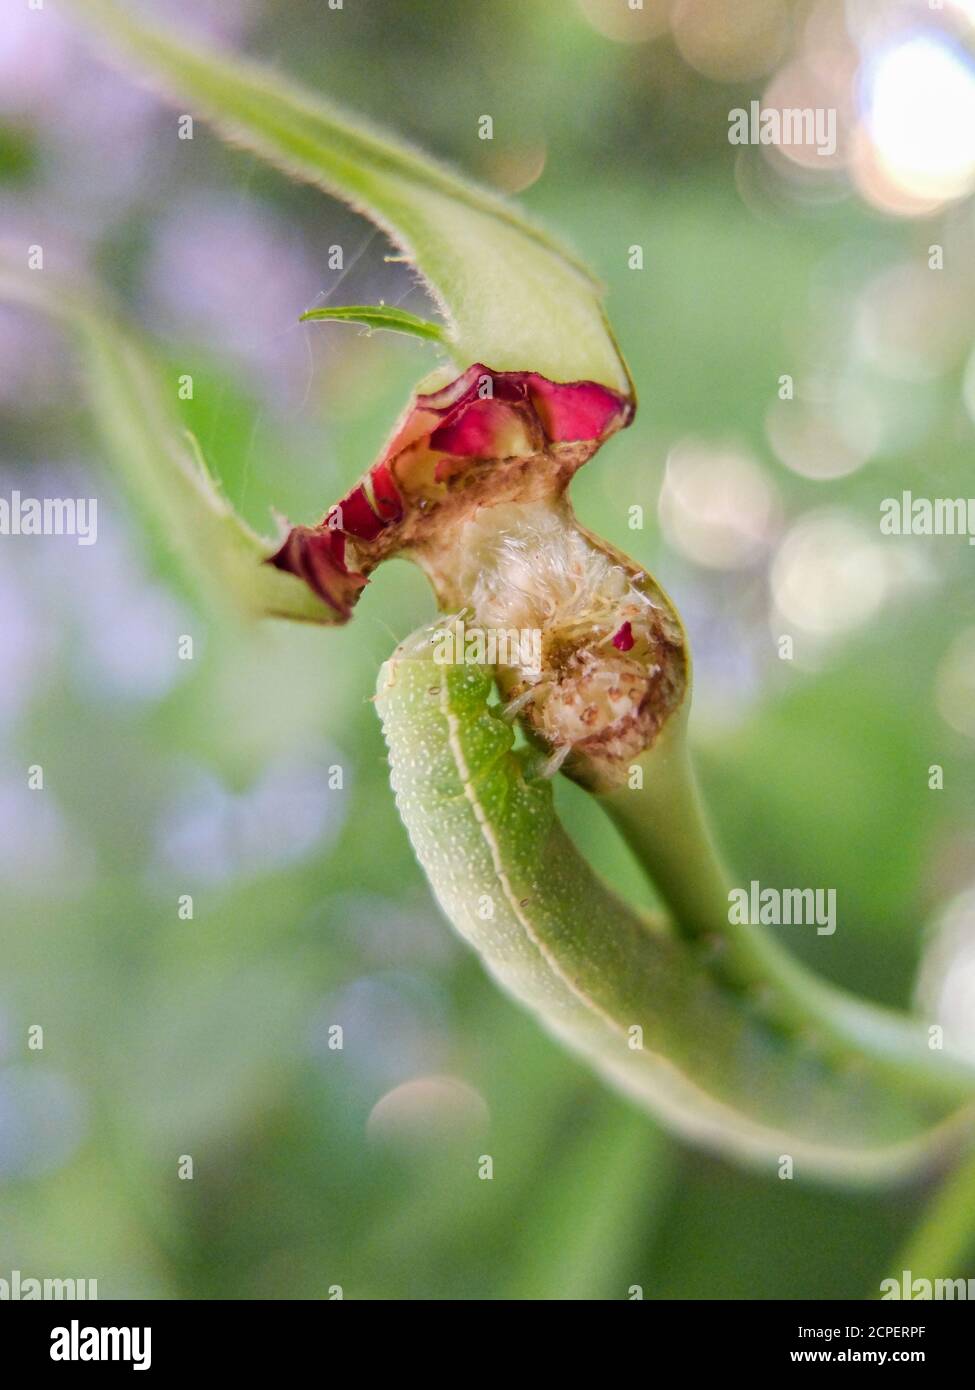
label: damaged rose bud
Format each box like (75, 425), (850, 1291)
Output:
(268, 361), (687, 785)
(267, 363), (630, 614)
(458, 504), (687, 790)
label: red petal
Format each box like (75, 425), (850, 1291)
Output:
(370, 461), (404, 523)
(527, 376), (631, 443)
(334, 483), (386, 541)
(429, 398), (536, 459)
(266, 525), (367, 620)
(611, 620), (635, 652)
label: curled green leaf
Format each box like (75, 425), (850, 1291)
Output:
(377, 625), (975, 1185)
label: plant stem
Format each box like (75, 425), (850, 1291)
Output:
(887, 1147), (975, 1287)
(598, 710), (975, 1108)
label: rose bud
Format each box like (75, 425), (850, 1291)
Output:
(269, 362), (687, 789)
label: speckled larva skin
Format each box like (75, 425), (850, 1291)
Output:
(376, 628), (971, 1184)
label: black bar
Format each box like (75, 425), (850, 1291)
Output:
(2, 1298), (971, 1373)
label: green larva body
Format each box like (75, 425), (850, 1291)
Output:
(377, 628), (973, 1184)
